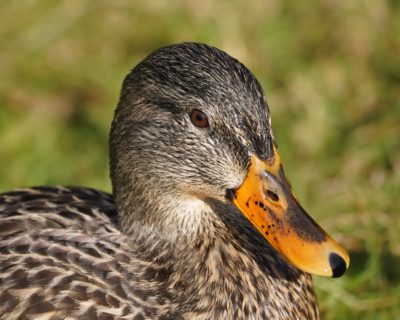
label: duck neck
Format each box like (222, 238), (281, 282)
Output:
(114, 189), (315, 319)
(115, 187), (223, 251)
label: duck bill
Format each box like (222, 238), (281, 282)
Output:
(231, 145), (349, 277)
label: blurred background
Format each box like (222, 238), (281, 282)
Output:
(0, 0), (399, 318)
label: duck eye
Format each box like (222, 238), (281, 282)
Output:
(190, 109), (209, 128)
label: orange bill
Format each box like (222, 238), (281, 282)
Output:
(230, 145), (350, 277)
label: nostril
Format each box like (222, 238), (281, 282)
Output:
(266, 190), (279, 202)
(329, 253), (347, 278)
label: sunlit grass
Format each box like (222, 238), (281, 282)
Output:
(0, 1), (399, 318)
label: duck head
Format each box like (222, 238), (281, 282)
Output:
(110, 43), (349, 278)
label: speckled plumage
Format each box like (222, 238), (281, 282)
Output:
(0, 43), (319, 319)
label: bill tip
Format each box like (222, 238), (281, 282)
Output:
(329, 252), (347, 278)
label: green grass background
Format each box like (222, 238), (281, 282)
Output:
(1, 1), (399, 318)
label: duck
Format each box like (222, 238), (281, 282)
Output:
(0, 42), (349, 320)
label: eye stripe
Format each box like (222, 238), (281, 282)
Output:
(190, 109), (209, 128)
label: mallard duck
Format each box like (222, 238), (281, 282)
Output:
(0, 43), (349, 320)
